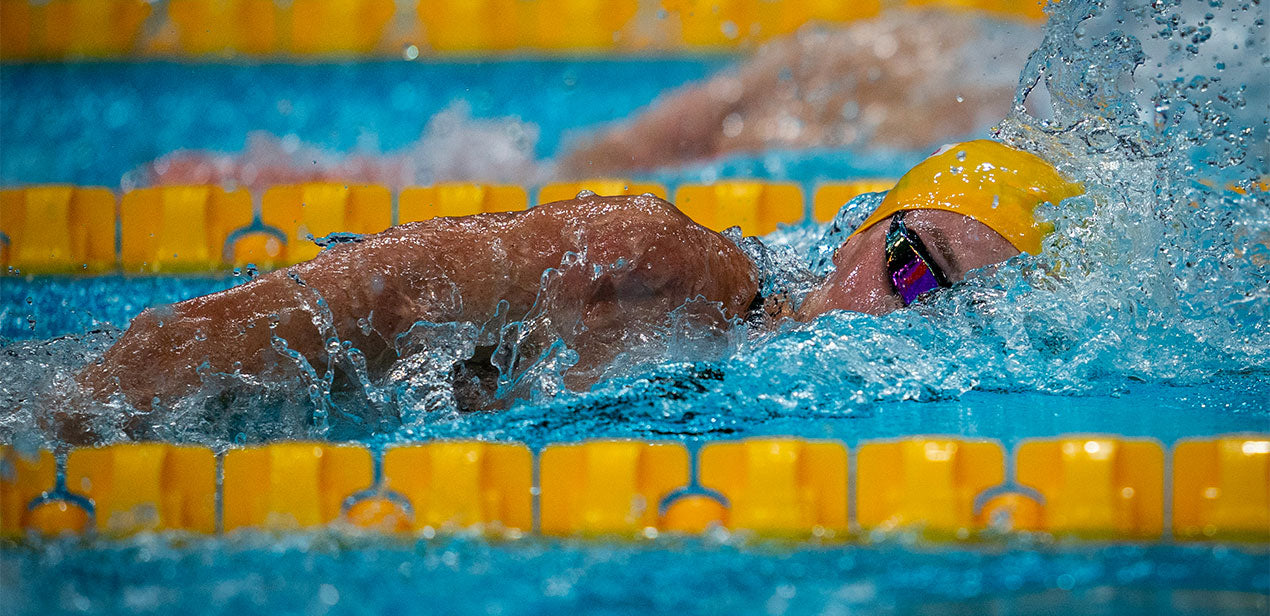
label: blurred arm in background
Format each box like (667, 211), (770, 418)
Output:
(560, 9), (1036, 176)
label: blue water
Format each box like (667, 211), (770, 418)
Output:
(1, 276), (240, 341)
(3, 535), (1267, 616)
(3, 1), (1270, 614)
(0, 59), (731, 186)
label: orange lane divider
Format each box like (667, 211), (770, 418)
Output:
(367, 441), (534, 533)
(531, 0), (640, 51)
(0, 446), (57, 536)
(236, 183), (393, 268)
(0, 186), (116, 275)
(1173, 436), (1270, 541)
(164, 0), (394, 56)
(675, 182), (804, 236)
(1014, 436), (1164, 538)
(165, 0), (281, 55)
(420, 0), (642, 53)
(856, 437), (1004, 537)
(1, 179), (898, 275)
(66, 444), (217, 535)
(0, 0), (150, 59)
(290, 0), (396, 55)
(538, 180), (668, 205)
(539, 440), (689, 536)
(121, 186), (254, 273)
(222, 443), (374, 531)
(697, 438), (848, 537)
(2, 435), (1269, 540)
(0, 0), (1053, 59)
(416, 0), (525, 53)
(659, 494), (728, 534)
(399, 184), (528, 222)
(0, 445), (90, 534)
(812, 180), (897, 223)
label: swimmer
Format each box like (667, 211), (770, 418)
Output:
(145, 9), (1032, 189)
(560, 10), (1032, 177)
(76, 140), (1081, 430)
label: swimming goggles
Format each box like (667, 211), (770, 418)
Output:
(885, 211), (950, 306)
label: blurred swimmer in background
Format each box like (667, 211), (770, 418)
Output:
(559, 10), (1034, 177)
(143, 9), (1037, 188)
(78, 140), (1082, 426)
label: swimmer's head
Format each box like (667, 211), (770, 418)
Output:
(851, 139), (1084, 254)
(799, 140), (1083, 317)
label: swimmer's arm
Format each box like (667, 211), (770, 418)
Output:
(75, 196), (762, 420)
(76, 265), (363, 410)
(74, 222), (483, 410)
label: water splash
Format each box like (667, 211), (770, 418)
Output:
(139, 101), (548, 190)
(553, 0), (1270, 421)
(990, 0), (1270, 383)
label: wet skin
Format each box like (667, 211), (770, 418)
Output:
(78, 197), (1016, 414)
(78, 194), (760, 410)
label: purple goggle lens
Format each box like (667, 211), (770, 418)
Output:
(885, 212), (950, 306)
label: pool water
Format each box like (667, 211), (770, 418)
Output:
(0, 58), (729, 187)
(2, 0), (1269, 614)
(4, 534), (1267, 615)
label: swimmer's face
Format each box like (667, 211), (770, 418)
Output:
(798, 209), (1020, 318)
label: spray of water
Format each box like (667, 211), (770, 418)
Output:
(140, 101), (549, 190)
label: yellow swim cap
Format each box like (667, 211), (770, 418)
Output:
(851, 140), (1084, 254)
